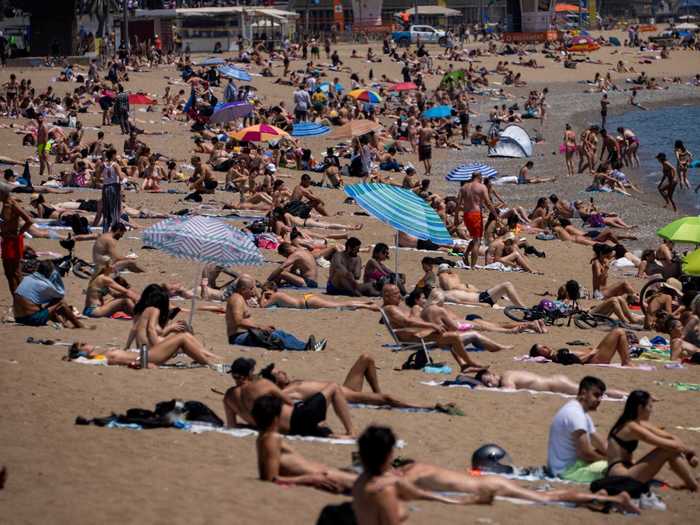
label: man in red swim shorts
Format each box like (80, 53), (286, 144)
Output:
(454, 172), (499, 269)
(1, 185), (33, 294)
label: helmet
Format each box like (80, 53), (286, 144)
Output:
(538, 299), (555, 312)
(471, 444), (514, 474)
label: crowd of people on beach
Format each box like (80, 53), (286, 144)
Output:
(2, 20), (700, 522)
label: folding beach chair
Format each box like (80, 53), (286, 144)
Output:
(379, 308), (436, 368)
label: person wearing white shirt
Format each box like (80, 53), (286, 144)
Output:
(547, 376), (608, 483)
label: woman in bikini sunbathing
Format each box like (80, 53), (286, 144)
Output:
(259, 282), (379, 311)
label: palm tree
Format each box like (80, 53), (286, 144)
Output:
(86, 0), (121, 37)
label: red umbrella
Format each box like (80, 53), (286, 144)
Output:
(390, 82), (418, 92)
(128, 93), (157, 105)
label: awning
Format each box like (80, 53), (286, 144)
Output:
(401, 6), (461, 17)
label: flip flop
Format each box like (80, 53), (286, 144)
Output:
(566, 340), (589, 346)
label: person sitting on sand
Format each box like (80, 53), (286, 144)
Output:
(327, 237), (376, 296)
(224, 357), (354, 437)
(471, 369), (627, 398)
(436, 265), (526, 308)
(381, 284), (486, 372)
(517, 161), (556, 185)
(591, 243), (637, 300)
(290, 173), (330, 217)
(259, 282), (378, 311)
(13, 260), (86, 328)
(122, 284), (220, 366)
(530, 328), (633, 366)
(83, 258), (139, 318)
(606, 390), (699, 492)
(267, 242), (319, 289)
(92, 223), (144, 273)
(226, 275), (326, 351)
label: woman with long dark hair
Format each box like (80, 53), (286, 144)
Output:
(607, 390), (698, 491)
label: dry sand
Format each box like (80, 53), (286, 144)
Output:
(1, 28), (700, 524)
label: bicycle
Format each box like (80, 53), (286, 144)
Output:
(23, 238), (94, 279)
(503, 305), (567, 326)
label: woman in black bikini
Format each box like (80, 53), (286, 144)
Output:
(606, 390), (699, 491)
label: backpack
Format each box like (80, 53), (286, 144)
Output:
(401, 349), (432, 370)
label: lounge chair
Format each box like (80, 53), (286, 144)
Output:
(379, 308), (436, 367)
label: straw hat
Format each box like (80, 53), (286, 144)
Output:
(661, 278), (683, 296)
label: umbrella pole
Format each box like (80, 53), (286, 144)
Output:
(188, 265), (201, 330)
(395, 230), (399, 275)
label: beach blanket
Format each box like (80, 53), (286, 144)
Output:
(657, 381), (700, 392)
(69, 355), (230, 374)
(348, 403), (464, 415)
(454, 261), (524, 272)
(419, 380), (624, 401)
(513, 355), (656, 371)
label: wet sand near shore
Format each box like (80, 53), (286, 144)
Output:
(1, 29), (700, 524)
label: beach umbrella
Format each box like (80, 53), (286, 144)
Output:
(143, 216), (263, 327)
(675, 22), (699, 30)
(198, 57), (226, 66)
(348, 88), (382, 104)
(328, 120), (382, 139)
(390, 82), (417, 92)
(209, 102), (253, 124)
(128, 93), (156, 105)
(568, 36), (601, 52)
(344, 183), (453, 272)
(682, 249), (700, 276)
(446, 162), (498, 182)
(291, 122), (330, 138)
(422, 105), (453, 119)
(218, 65), (252, 82)
(555, 3), (580, 12)
(229, 124), (289, 143)
(657, 217), (700, 244)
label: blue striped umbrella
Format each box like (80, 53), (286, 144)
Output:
(292, 122), (330, 138)
(446, 162), (498, 182)
(198, 57), (226, 66)
(345, 184), (453, 270)
(422, 105), (453, 119)
(143, 216), (262, 326)
(218, 65), (252, 82)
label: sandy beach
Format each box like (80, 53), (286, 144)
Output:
(1, 28), (700, 524)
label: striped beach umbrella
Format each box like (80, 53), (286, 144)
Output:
(143, 216), (262, 326)
(229, 124), (289, 143)
(446, 162), (499, 182)
(348, 88), (382, 104)
(345, 183), (453, 270)
(292, 122), (330, 138)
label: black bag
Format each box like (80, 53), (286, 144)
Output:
(590, 476), (650, 499)
(316, 502), (357, 525)
(247, 219), (268, 234)
(690, 352), (700, 365)
(553, 348), (583, 366)
(402, 349), (432, 370)
(283, 200), (312, 219)
(247, 328), (286, 350)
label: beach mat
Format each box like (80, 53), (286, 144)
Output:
(419, 381), (624, 401)
(513, 355), (656, 371)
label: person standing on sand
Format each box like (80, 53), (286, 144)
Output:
(1, 184), (33, 293)
(656, 153), (678, 212)
(418, 119), (434, 176)
(37, 115), (51, 177)
(563, 124), (577, 177)
(600, 93), (609, 130)
(455, 172), (499, 269)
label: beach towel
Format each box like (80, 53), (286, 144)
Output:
(657, 382), (700, 392)
(513, 355), (656, 371)
(348, 403), (464, 415)
(419, 381), (624, 401)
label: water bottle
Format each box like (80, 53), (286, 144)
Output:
(139, 344), (148, 369)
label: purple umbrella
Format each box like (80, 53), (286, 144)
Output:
(209, 102), (254, 124)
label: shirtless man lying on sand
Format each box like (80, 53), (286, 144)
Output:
(381, 284), (487, 372)
(261, 353), (455, 411)
(224, 357), (355, 438)
(470, 369), (627, 399)
(529, 328), (633, 366)
(251, 400), (639, 513)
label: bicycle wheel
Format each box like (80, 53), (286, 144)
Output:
(73, 259), (94, 279)
(639, 277), (664, 315)
(504, 306), (536, 322)
(573, 313), (598, 330)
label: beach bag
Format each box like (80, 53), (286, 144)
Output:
(316, 502), (357, 525)
(247, 328), (286, 350)
(590, 476), (649, 499)
(154, 399), (224, 427)
(553, 348), (582, 366)
(401, 349), (432, 370)
(247, 219), (268, 235)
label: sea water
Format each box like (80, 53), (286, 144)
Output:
(607, 103), (700, 212)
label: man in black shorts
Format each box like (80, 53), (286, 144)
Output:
(418, 119), (434, 176)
